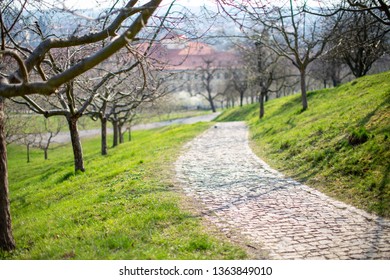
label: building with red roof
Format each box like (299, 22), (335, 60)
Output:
(136, 33), (242, 97)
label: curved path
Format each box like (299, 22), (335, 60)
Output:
(175, 122), (390, 259)
(49, 112), (220, 144)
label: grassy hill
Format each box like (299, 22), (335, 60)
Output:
(216, 71), (390, 217)
(2, 123), (247, 259)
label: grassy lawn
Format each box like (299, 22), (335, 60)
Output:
(2, 123), (247, 259)
(216, 71), (390, 217)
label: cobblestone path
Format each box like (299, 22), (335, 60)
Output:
(175, 122), (390, 259)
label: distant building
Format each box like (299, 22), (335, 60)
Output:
(136, 34), (242, 96)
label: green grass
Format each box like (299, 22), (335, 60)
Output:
(216, 71), (390, 217)
(2, 123), (247, 259)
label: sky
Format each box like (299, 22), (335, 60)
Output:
(61, 0), (215, 10)
(57, 0), (323, 11)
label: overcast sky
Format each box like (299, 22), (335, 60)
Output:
(61, 0), (214, 9)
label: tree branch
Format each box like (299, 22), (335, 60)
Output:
(0, 0), (162, 98)
(0, 50), (29, 83)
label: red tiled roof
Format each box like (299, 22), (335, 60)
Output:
(135, 40), (241, 71)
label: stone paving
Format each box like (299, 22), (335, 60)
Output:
(175, 122), (390, 259)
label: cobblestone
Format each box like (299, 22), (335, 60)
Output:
(175, 122), (390, 259)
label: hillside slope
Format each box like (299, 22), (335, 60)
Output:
(216, 71), (390, 217)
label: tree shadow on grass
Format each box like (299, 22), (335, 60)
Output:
(358, 95), (390, 128)
(272, 95), (301, 116)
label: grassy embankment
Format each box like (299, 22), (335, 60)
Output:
(216, 71), (390, 217)
(2, 123), (246, 259)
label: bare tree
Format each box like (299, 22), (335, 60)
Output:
(4, 100), (31, 145)
(87, 63), (171, 154)
(222, 80), (239, 108)
(346, 0), (390, 25)
(309, 54), (349, 88)
(0, 0), (164, 252)
(81, 51), (144, 155)
(307, 0), (390, 26)
(15, 78), (95, 172)
(229, 66), (249, 107)
(264, 1), (335, 111)
(329, 9), (389, 77)
(38, 118), (63, 160)
(217, 0), (341, 111)
(6, 103), (63, 160)
(252, 34), (284, 118)
(234, 30), (287, 118)
(196, 58), (223, 112)
(22, 133), (37, 164)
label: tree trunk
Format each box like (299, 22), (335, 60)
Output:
(208, 97), (216, 113)
(112, 120), (119, 147)
(259, 92), (265, 119)
(101, 116), (107, 156)
(300, 70), (308, 111)
(205, 85), (217, 112)
(27, 143), (30, 163)
(240, 92), (244, 107)
(44, 132), (54, 160)
(0, 98), (16, 251)
(67, 116), (85, 172)
(332, 75), (341, 87)
(119, 124), (124, 144)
